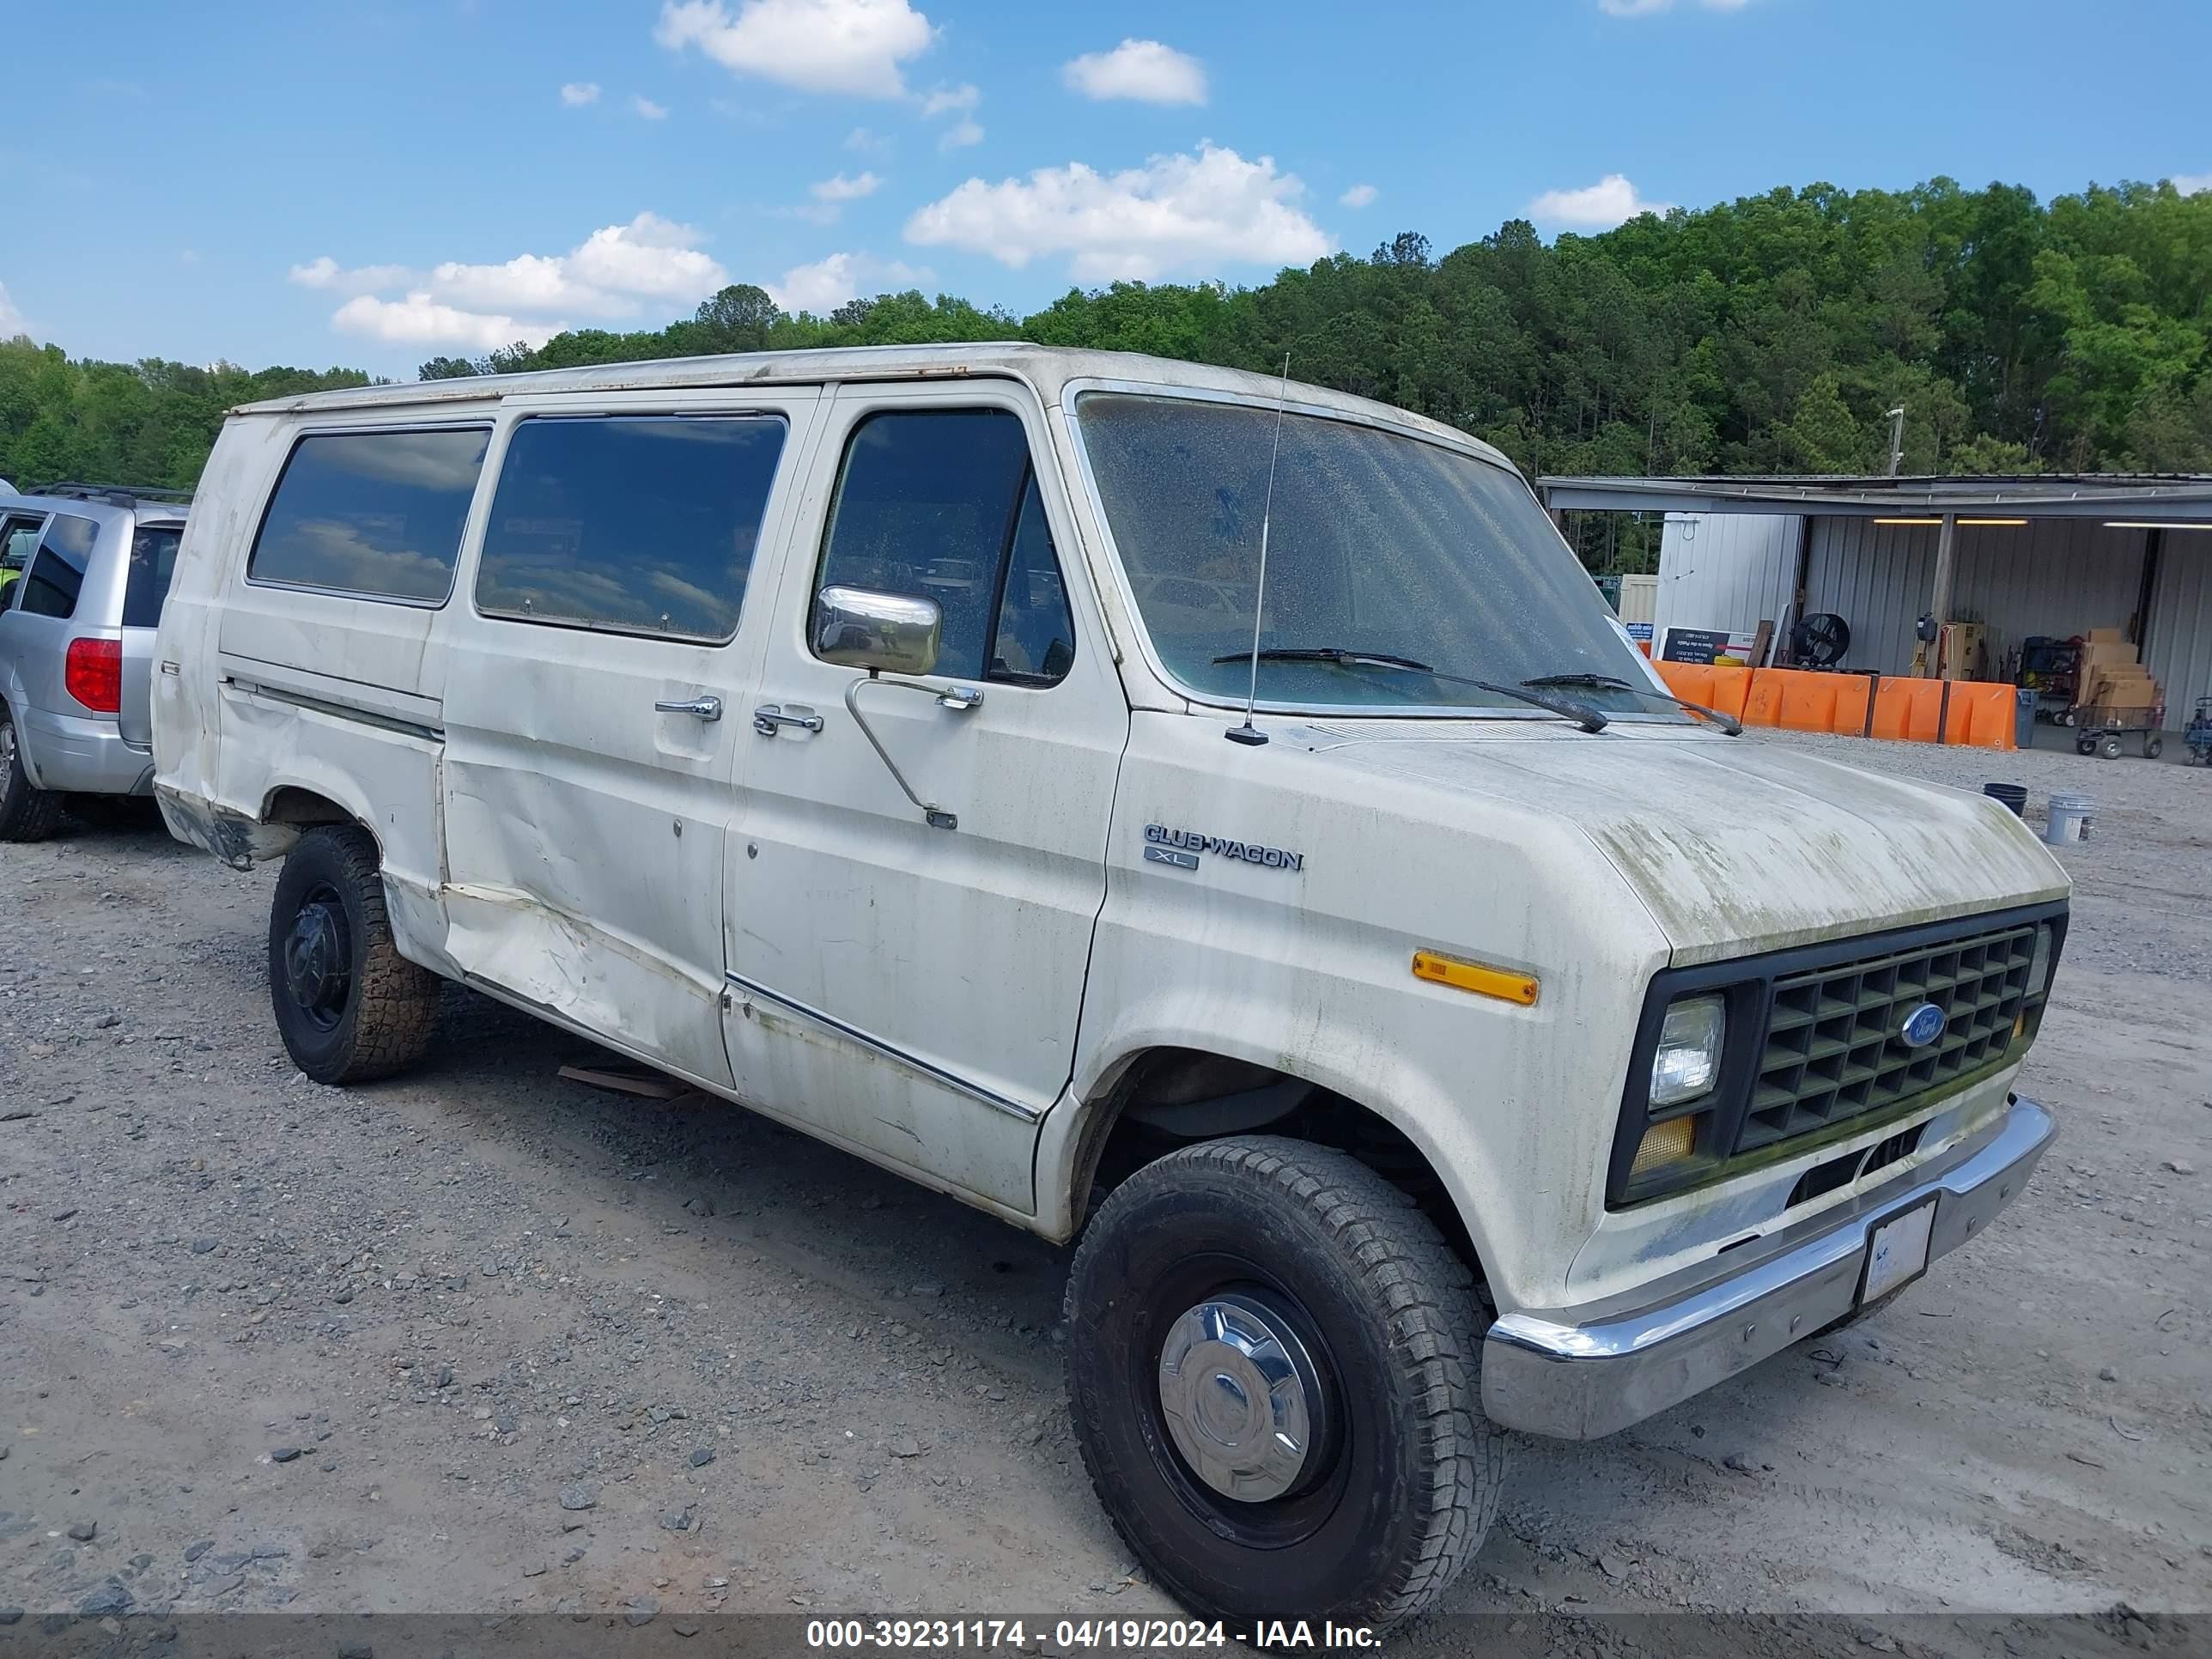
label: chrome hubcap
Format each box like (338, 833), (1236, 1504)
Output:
(1157, 1292), (1323, 1503)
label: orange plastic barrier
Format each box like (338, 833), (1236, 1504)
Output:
(1651, 659), (2017, 750)
(1741, 669), (1785, 727)
(1705, 665), (1753, 721)
(1828, 674), (1874, 737)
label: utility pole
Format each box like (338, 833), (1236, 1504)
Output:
(1886, 406), (1907, 477)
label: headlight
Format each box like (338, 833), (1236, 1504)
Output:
(1650, 994), (1725, 1108)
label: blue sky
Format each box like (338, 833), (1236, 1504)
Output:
(3, 0), (2208, 378)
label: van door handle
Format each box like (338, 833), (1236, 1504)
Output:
(752, 704), (824, 737)
(655, 695), (724, 721)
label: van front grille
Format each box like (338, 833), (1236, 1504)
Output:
(1735, 921), (2037, 1155)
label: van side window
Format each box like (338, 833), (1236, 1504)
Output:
(814, 410), (1078, 685)
(476, 415), (786, 641)
(18, 514), (100, 619)
(248, 428), (489, 603)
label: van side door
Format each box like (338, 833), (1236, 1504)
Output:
(721, 380), (1128, 1212)
(438, 392), (822, 1091)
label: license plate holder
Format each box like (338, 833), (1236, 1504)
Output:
(1858, 1195), (1940, 1307)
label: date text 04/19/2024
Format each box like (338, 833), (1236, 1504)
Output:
(804, 1618), (1381, 1649)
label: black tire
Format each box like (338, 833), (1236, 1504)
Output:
(2100, 735), (2123, 760)
(1065, 1136), (1502, 1632)
(2075, 738), (2095, 757)
(2143, 737), (2163, 760)
(0, 704), (66, 842)
(268, 824), (441, 1084)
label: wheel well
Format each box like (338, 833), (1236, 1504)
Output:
(263, 787), (357, 828)
(1073, 1049), (1492, 1313)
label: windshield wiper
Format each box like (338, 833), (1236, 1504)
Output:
(1522, 672), (1744, 736)
(1211, 647), (1608, 732)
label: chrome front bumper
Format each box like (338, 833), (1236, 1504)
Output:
(1481, 1095), (2057, 1440)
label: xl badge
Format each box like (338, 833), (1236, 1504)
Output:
(1898, 1002), (1946, 1048)
(1144, 823), (1304, 873)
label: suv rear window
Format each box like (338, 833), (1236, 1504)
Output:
(122, 524), (183, 628)
(17, 513), (99, 619)
(248, 428), (489, 603)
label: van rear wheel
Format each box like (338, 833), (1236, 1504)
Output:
(1065, 1136), (1502, 1632)
(269, 824), (441, 1084)
(0, 708), (65, 842)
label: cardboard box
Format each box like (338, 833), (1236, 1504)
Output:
(2086, 628), (2130, 645)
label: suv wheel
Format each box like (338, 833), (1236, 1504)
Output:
(0, 706), (65, 842)
(268, 824), (441, 1084)
(1066, 1136), (1503, 1632)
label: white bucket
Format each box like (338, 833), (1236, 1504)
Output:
(2045, 793), (2097, 845)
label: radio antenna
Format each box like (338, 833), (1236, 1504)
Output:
(1226, 351), (1291, 747)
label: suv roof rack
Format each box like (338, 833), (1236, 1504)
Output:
(24, 481), (195, 508)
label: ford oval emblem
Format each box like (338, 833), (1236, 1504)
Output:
(1899, 1002), (1946, 1048)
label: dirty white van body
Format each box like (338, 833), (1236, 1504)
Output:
(154, 344), (2067, 1628)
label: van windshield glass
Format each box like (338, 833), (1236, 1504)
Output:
(1074, 392), (1673, 716)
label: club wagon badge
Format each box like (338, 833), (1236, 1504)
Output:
(1144, 823), (1304, 873)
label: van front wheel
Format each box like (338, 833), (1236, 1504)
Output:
(268, 825), (440, 1084)
(1065, 1136), (1502, 1632)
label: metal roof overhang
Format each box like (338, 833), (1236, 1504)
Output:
(1538, 474), (2212, 521)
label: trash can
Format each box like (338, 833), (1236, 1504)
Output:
(2014, 687), (2037, 750)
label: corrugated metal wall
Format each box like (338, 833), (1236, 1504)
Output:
(1804, 518), (2148, 678)
(1653, 513), (1799, 646)
(2145, 533), (2212, 718)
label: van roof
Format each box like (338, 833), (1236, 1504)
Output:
(233, 342), (1515, 471)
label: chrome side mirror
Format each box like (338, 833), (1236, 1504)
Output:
(814, 585), (941, 677)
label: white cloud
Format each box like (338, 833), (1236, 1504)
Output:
(1339, 183), (1377, 209)
(633, 94), (670, 119)
(811, 170), (883, 202)
(1527, 173), (1672, 228)
(332, 295), (564, 352)
(845, 125), (892, 153)
(1061, 40), (1206, 106)
(918, 82), (976, 117)
(0, 280), (26, 337)
(298, 214), (727, 347)
(905, 142), (1331, 282)
(289, 256), (417, 295)
(654, 0), (935, 99)
(767, 251), (933, 313)
(561, 82), (601, 106)
(918, 82), (981, 149)
(2174, 172), (2211, 196)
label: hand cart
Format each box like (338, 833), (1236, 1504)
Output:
(2185, 696), (2212, 766)
(2073, 700), (2166, 760)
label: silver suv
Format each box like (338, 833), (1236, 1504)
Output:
(0, 483), (190, 840)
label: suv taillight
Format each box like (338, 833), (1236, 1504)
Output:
(65, 637), (124, 714)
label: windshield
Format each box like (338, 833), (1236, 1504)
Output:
(1074, 392), (1675, 717)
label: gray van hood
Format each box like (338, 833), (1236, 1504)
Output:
(1297, 725), (2069, 963)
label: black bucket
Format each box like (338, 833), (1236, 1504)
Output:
(1982, 782), (2027, 817)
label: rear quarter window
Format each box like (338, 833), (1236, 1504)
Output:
(17, 513), (100, 619)
(247, 427), (489, 603)
(122, 524), (183, 628)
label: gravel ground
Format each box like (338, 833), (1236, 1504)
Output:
(2, 731), (2207, 1652)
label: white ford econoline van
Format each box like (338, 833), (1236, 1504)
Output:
(155, 345), (2068, 1629)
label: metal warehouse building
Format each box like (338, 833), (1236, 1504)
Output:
(1540, 473), (2212, 741)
